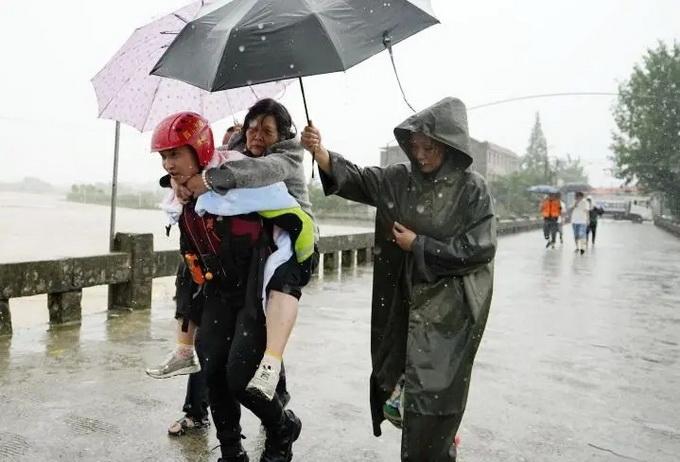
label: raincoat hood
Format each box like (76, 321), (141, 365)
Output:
(394, 97), (473, 171)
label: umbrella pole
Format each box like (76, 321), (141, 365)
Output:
(298, 77), (311, 125)
(109, 121), (120, 251)
(299, 77), (316, 177)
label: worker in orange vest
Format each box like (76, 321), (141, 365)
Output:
(541, 193), (562, 248)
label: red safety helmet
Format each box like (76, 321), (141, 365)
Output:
(151, 112), (214, 167)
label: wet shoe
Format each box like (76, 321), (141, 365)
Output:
(168, 414), (210, 436)
(218, 457), (248, 462)
(246, 360), (280, 401)
(260, 410), (302, 462)
(382, 402), (402, 429)
(218, 447), (249, 462)
(449, 435), (462, 460)
(217, 437), (249, 462)
(383, 374), (405, 429)
(146, 350), (200, 379)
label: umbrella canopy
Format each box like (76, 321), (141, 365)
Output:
(92, 0), (290, 132)
(150, 0), (439, 92)
(527, 185), (560, 194)
(560, 183), (592, 193)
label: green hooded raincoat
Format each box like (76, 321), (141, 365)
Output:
(319, 97), (497, 458)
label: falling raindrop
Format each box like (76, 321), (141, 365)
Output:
(387, 201), (394, 209)
(416, 204), (425, 214)
(258, 23), (264, 29)
(289, 63), (295, 69)
(238, 45), (246, 52)
(261, 35), (267, 41)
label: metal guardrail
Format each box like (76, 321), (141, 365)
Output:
(0, 220), (540, 336)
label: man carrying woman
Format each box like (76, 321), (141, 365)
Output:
(148, 99), (317, 462)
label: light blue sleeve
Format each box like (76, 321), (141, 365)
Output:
(194, 182), (299, 217)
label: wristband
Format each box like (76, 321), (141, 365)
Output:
(201, 169), (212, 191)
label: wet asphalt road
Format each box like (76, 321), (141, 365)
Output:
(0, 220), (679, 461)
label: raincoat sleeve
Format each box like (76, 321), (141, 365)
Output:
(319, 151), (390, 207)
(411, 176), (496, 281)
(204, 140), (303, 193)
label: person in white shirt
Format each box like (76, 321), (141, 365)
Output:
(556, 194), (567, 244)
(570, 191), (591, 254)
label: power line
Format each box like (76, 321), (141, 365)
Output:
(468, 92), (619, 111)
(381, 91), (622, 145)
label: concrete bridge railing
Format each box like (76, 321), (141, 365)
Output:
(654, 215), (680, 238)
(0, 218), (541, 336)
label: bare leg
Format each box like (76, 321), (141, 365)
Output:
(246, 290), (299, 400)
(264, 290), (299, 357)
(177, 318), (197, 347)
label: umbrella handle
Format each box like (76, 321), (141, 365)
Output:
(298, 77), (311, 125)
(298, 77), (316, 178)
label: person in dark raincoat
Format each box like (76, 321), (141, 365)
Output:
(301, 97), (497, 461)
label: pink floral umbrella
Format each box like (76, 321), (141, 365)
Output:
(91, 0), (288, 132)
(90, 0), (289, 247)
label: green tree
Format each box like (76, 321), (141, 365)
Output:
(523, 112), (549, 179)
(554, 154), (588, 185)
(612, 41), (680, 216)
(489, 169), (545, 218)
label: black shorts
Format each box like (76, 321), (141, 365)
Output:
(266, 249), (319, 300)
(174, 262), (205, 326)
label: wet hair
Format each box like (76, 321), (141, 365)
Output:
(241, 98), (296, 142)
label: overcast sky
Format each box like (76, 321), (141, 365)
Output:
(1, 0), (678, 187)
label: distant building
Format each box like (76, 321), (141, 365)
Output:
(380, 138), (520, 181)
(469, 138), (521, 181)
(380, 144), (408, 166)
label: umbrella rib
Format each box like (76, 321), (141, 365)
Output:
(173, 13), (190, 24)
(142, 78), (165, 132)
(298, 0), (347, 70)
(210, 0), (260, 91)
(95, 36), (173, 117)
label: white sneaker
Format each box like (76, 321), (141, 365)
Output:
(246, 360), (280, 401)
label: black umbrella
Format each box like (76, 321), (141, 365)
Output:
(527, 185), (560, 194)
(151, 0), (439, 121)
(560, 183), (592, 193)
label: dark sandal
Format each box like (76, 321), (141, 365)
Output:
(168, 414), (210, 436)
